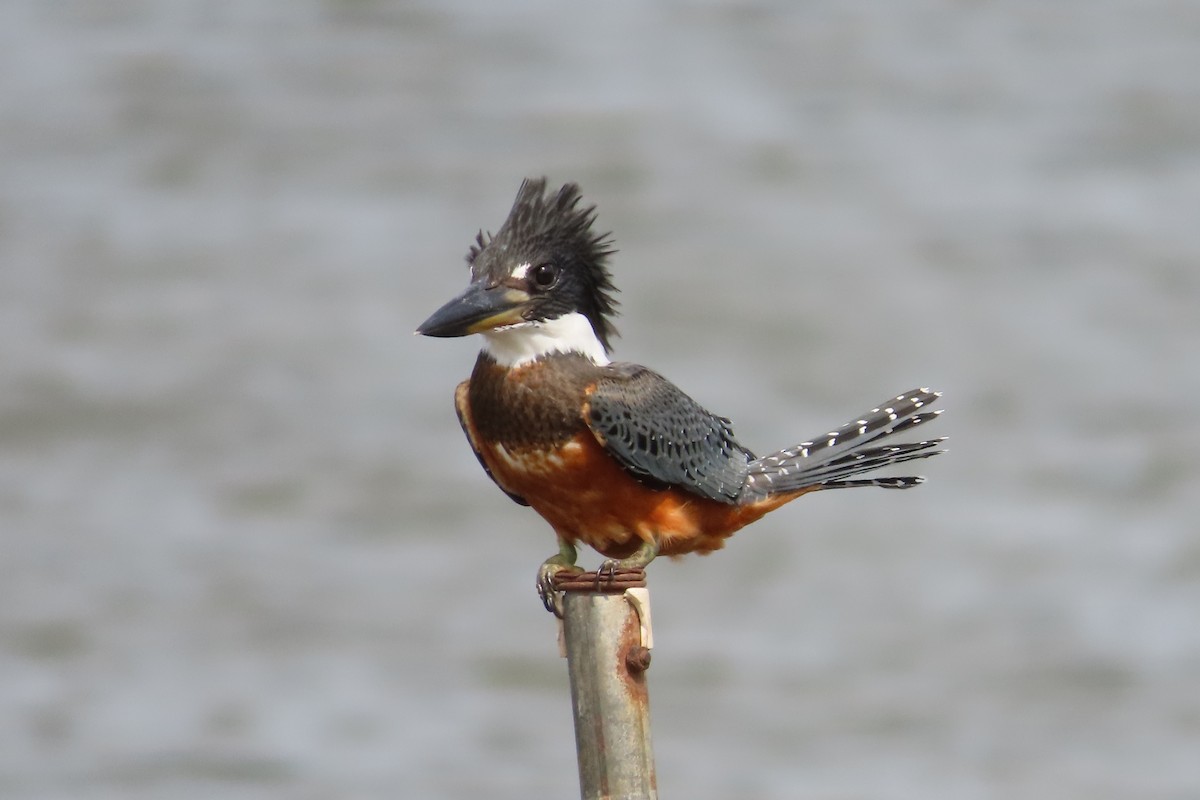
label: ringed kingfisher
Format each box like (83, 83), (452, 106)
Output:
(417, 178), (945, 611)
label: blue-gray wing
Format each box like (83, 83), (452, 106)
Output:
(584, 363), (755, 504)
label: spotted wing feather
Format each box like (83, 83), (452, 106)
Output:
(584, 363), (755, 504)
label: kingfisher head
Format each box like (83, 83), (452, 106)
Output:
(416, 178), (619, 366)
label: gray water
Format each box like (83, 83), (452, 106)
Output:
(2, 2), (1199, 798)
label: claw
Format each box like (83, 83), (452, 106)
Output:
(536, 561), (578, 615)
(536, 537), (580, 616)
(597, 538), (660, 589)
(596, 558), (619, 591)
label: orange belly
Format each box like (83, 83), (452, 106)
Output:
(480, 431), (814, 559)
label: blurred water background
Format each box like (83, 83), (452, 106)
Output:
(2, 2), (1199, 798)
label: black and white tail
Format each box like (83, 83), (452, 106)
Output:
(740, 388), (945, 504)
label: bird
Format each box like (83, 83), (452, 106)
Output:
(417, 178), (945, 612)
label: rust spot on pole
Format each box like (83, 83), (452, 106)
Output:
(625, 645), (652, 674)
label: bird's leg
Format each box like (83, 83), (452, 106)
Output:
(536, 536), (581, 614)
(597, 537), (659, 583)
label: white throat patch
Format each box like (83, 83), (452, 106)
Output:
(481, 311), (610, 367)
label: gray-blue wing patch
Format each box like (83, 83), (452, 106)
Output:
(585, 363), (754, 504)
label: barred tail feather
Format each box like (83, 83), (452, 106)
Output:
(740, 388), (945, 503)
(822, 476), (926, 490)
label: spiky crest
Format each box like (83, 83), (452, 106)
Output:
(466, 178), (620, 350)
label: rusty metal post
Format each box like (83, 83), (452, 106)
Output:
(557, 572), (657, 800)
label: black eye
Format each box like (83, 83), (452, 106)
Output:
(531, 262), (560, 289)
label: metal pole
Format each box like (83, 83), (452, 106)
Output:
(558, 572), (657, 800)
